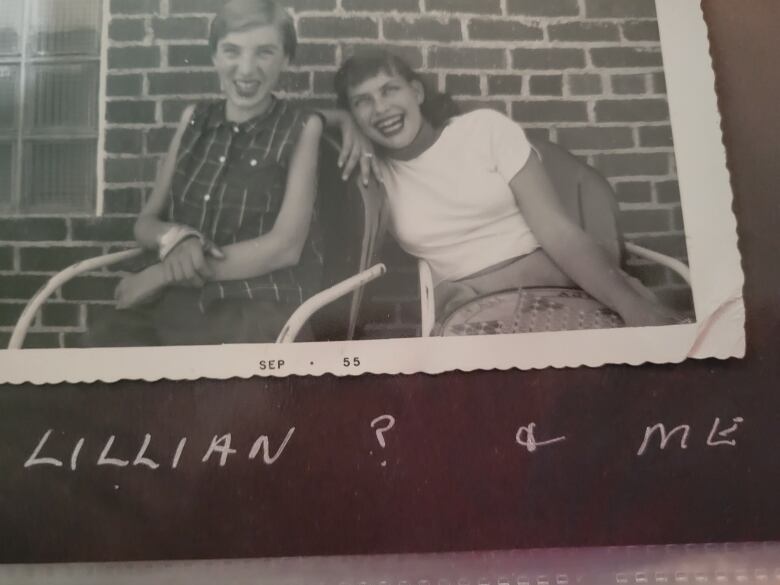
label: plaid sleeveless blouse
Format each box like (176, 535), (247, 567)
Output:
(168, 98), (323, 310)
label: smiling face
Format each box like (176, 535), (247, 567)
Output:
(347, 70), (432, 158)
(212, 24), (289, 122)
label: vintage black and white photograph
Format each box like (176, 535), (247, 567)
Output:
(0, 0), (743, 382)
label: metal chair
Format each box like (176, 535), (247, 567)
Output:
(417, 139), (691, 337)
(8, 137), (386, 349)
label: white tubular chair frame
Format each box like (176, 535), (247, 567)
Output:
(9, 251), (386, 349)
(8, 248), (144, 350)
(417, 245), (692, 338)
(276, 263), (386, 343)
(9, 138), (391, 350)
(419, 259), (436, 338)
(624, 242), (691, 286)
(346, 176), (386, 341)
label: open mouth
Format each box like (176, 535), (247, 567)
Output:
(234, 80), (262, 98)
(374, 114), (405, 138)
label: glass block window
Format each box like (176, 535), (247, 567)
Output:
(0, 0), (102, 214)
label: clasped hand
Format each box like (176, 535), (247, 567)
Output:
(115, 237), (224, 309)
(161, 236), (224, 287)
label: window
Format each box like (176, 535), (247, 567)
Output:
(0, 0), (102, 214)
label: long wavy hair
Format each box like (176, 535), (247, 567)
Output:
(334, 50), (459, 129)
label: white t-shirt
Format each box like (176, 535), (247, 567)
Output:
(382, 109), (540, 283)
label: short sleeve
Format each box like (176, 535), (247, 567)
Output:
(476, 109), (533, 183)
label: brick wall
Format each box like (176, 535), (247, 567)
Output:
(0, 0), (692, 347)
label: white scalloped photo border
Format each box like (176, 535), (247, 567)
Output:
(0, 0), (744, 385)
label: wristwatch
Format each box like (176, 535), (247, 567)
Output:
(157, 225), (203, 261)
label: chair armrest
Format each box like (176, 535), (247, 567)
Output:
(276, 263), (387, 343)
(418, 259), (436, 338)
(8, 248), (144, 350)
(624, 242), (691, 286)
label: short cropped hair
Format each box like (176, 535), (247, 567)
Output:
(209, 0), (297, 59)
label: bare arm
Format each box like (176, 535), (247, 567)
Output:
(202, 114), (323, 281)
(116, 114), (323, 308)
(133, 105), (195, 249)
(116, 106), (204, 308)
(510, 153), (679, 326)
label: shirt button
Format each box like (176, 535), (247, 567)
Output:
(203, 194), (211, 202)
(219, 156), (226, 163)
(250, 159), (258, 167)
(232, 125), (240, 133)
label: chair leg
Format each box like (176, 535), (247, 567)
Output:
(419, 259), (436, 337)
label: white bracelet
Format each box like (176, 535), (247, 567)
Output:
(157, 225), (203, 261)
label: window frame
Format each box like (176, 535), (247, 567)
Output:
(0, 0), (107, 216)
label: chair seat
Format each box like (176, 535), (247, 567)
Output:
(439, 287), (624, 336)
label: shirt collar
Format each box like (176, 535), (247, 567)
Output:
(205, 96), (282, 133)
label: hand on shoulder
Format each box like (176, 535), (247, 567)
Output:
(317, 109), (382, 186)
